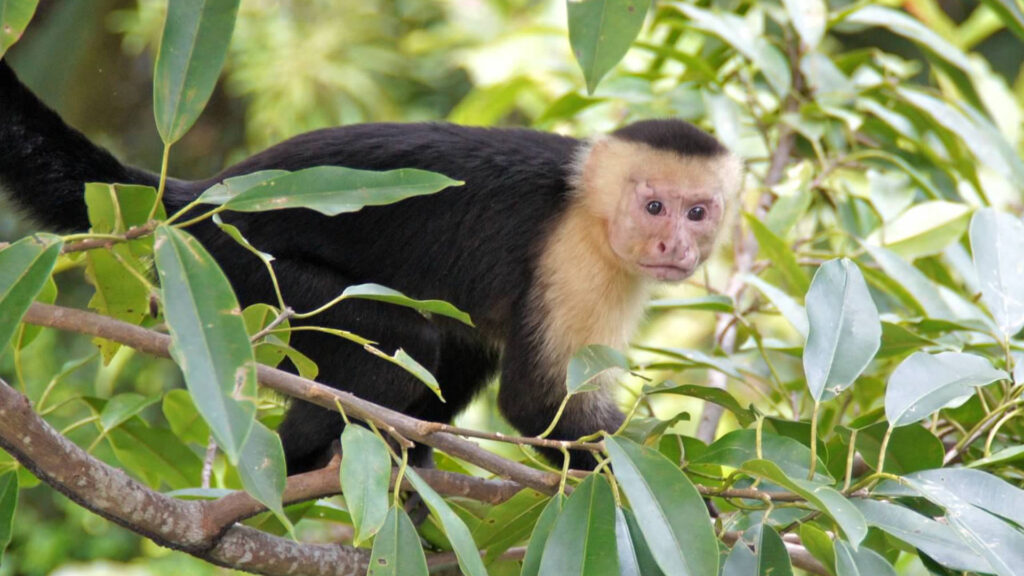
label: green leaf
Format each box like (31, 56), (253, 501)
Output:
(85, 247), (150, 362)
(741, 460), (867, 547)
(341, 425), (391, 547)
(671, 3), (791, 96)
(606, 437), (718, 576)
(647, 295), (733, 312)
(852, 499), (991, 573)
(100, 393), (160, 432)
(404, 468), (488, 576)
(521, 494), (564, 576)
(781, 0), (826, 50)
(758, 525), (794, 576)
(798, 523), (835, 572)
(368, 506), (429, 576)
(970, 209), (1024, 338)
(13, 274), (54, 349)
(747, 215), (809, 295)
(339, 284), (472, 326)
(244, 303), (290, 346)
(237, 422), (288, 529)
(803, 259), (880, 401)
(967, 445), (1024, 469)
(567, 0), (650, 94)
(153, 0), (240, 144)
(199, 170), (289, 205)
(472, 488), (548, 562)
(107, 418), (203, 490)
(535, 92), (606, 126)
(221, 166), (462, 216)
(745, 275), (808, 337)
(885, 352), (1006, 427)
(867, 200), (972, 260)
(537, 474), (619, 576)
(636, 346), (743, 380)
(0, 470), (16, 563)
(722, 541), (757, 576)
(643, 382), (756, 427)
(850, 422), (943, 473)
(364, 346), (442, 401)
(566, 345), (629, 394)
(154, 225), (257, 464)
(696, 429), (833, 483)
(615, 507), (665, 576)
(162, 389), (210, 445)
(898, 89), (1024, 188)
(842, 6), (971, 72)
(862, 244), (953, 320)
(0, 234), (62, 353)
(834, 539), (896, 576)
(980, 0), (1024, 41)
(0, 0), (37, 58)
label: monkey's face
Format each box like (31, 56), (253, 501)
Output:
(608, 179), (725, 282)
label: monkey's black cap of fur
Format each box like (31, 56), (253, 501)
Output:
(612, 119), (726, 157)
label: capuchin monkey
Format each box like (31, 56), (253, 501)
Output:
(0, 59), (742, 472)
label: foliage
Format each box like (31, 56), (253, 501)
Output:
(1, 0), (1024, 575)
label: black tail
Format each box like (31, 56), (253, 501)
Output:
(0, 59), (159, 231)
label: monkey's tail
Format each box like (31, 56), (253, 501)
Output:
(0, 59), (160, 231)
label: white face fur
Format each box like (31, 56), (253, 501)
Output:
(575, 136), (743, 282)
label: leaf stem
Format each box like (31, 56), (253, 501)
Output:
(149, 144), (172, 222)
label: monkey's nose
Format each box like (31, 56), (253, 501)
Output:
(657, 241), (668, 253)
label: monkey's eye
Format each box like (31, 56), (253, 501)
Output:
(645, 201), (664, 215)
(687, 206), (707, 221)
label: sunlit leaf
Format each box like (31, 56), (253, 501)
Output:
(0, 234), (62, 353)
(647, 295), (733, 312)
(643, 382), (756, 427)
(161, 389), (210, 445)
(154, 0), (240, 144)
(340, 425), (391, 547)
(154, 225), (257, 464)
(220, 166), (462, 216)
(606, 437), (718, 576)
(803, 259), (880, 401)
(566, 345), (629, 394)
(696, 429), (832, 483)
(798, 523), (835, 572)
(538, 474), (618, 576)
(364, 346), (442, 401)
(862, 244), (953, 320)
(781, 0), (825, 50)
(842, 6), (971, 72)
(368, 506), (429, 576)
(567, 0), (651, 94)
(99, 393), (159, 432)
(0, 0), (38, 58)
(970, 209), (1024, 338)
(747, 215), (809, 295)
(885, 352), (1006, 427)
(745, 275), (809, 337)
(867, 200), (972, 260)
(339, 284), (472, 326)
(980, 0), (1024, 41)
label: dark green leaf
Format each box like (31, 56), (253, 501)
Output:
(100, 393), (159, 432)
(154, 0), (240, 144)
(851, 422), (943, 473)
(0, 234), (62, 353)
(404, 468), (488, 576)
(0, 0), (38, 58)
(538, 474), (618, 576)
(741, 460), (867, 547)
(647, 295), (733, 312)
(237, 422), (288, 528)
(222, 166), (462, 216)
(798, 523), (835, 572)
(368, 506), (429, 576)
(885, 352), (1006, 427)
(341, 425), (391, 547)
(722, 541), (757, 576)
(199, 170), (289, 205)
(758, 525), (794, 576)
(643, 382), (756, 426)
(803, 258), (880, 401)
(747, 215), (809, 295)
(472, 488), (547, 562)
(154, 225), (257, 464)
(606, 437), (718, 576)
(161, 389), (210, 445)
(521, 493), (564, 576)
(340, 284), (472, 326)
(107, 418), (203, 490)
(0, 470), (16, 563)
(567, 0), (651, 94)
(696, 429), (833, 483)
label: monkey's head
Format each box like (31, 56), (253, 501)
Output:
(575, 119), (743, 282)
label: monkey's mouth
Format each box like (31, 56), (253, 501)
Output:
(639, 263), (693, 281)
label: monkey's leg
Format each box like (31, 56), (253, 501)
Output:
(263, 259), (442, 475)
(496, 328), (624, 470)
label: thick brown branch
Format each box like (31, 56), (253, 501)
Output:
(0, 377), (370, 575)
(22, 302), (562, 494)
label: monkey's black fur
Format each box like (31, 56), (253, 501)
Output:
(0, 60), (722, 472)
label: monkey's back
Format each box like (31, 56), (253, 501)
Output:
(175, 123), (581, 334)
